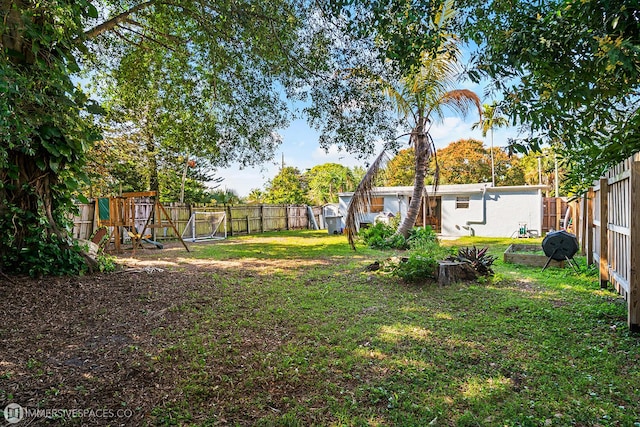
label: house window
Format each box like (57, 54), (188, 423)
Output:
(368, 197), (384, 213)
(456, 196), (470, 209)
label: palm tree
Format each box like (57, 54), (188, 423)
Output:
(471, 102), (509, 186)
(345, 2), (481, 248)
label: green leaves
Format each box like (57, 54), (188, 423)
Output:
(264, 167), (309, 205)
(1, 1), (102, 274)
(458, 0), (640, 193)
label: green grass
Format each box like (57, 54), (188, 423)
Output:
(150, 231), (640, 426)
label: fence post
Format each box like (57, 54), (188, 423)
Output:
(599, 178), (609, 289)
(260, 205), (264, 233)
(246, 215), (251, 235)
(285, 205), (289, 230)
(573, 200), (581, 250)
(629, 161), (640, 331)
(227, 205), (233, 236)
(586, 189), (594, 265)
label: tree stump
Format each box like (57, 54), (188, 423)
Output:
(436, 261), (477, 286)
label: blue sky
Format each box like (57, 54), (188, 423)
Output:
(217, 80), (522, 197)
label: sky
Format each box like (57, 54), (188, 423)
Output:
(216, 80), (521, 197)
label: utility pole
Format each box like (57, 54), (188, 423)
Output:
(490, 127), (496, 187)
(554, 153), (559, 197)
(537, 155), (542, 185)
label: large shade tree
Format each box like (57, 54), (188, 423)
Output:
(264, 166), (309, 205)
(459, 0), (640, 192)
(437, 138), (525, 186)
(1, 1), (103, 274)
(0, 0), (322, 275)
(305, 163), (356, 205)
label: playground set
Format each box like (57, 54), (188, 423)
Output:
(95, 191), (189, 253)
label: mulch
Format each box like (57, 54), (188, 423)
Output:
(0, 244), (224, 425)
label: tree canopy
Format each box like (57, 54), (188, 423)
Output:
(437, 139), (525, 186)
(264, 166), (309, 205)
(305, 163), (356, 205)
(459, 0), (640, 192)
(0, 0), (323, 275)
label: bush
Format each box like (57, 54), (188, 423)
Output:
(385, 236), (453, 283)
(407, 225), (438, 250)
(358, 221), (408, 250)
(389, 251), (439, 282)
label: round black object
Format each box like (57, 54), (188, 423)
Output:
(542, 230), (579, 260)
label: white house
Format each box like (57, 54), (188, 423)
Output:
(338, 183), (548, 238)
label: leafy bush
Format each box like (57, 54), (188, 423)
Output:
(1, 233), (89, 277)
(389, 251), (439, 282)
(384, 234), (453, 283)
(358, 221), (408, 250)
(407, 225), (438, 250)
(359, 222), (442, 251)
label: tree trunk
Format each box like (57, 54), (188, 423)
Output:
(396, 120), (431, 238)
(0, 151), (98, 273)
(1, 2), (99, 275)
(145, 135), (159, 192)
(436, 261), (478, 286)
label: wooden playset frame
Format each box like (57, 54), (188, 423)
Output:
(96, 191), (189, 253)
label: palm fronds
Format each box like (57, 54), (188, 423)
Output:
(345, 148), (390, 249)
(430, 89), (483, 122)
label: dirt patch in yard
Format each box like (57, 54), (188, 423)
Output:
(1, 244), (224, 424)
(0, 239), (347, 425)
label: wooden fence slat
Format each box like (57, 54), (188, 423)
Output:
(599, 178), (609, 289)
(629, 161), (640, 330)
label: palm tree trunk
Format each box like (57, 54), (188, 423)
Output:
(396, 122), (430, 238)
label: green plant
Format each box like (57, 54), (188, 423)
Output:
(358, 221), (408, 250)
(389, 251), (439, 282)
(452, 246), (496, 276)
(96, 252), (117, 272)
(1, 228), (89, 277)
(407, 225), (438, 250)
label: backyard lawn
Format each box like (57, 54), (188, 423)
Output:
(1, 230), (638, 426)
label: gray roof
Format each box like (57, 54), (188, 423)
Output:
(339, 183), (548, 197)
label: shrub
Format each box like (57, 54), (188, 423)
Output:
(389, 250), (439, 282)
(358, 221), (408, 250)
(407, 225), (438, 250)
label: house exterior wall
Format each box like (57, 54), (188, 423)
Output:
(338, 185), (545, 237)
(440, 188), (543, 237)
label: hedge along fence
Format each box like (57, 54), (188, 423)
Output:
(71, 201), (323, 241)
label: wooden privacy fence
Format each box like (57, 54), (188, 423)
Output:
(571, 153), (640, 331)
(542, 197), (568, 233)
(72, 202), (322, 241)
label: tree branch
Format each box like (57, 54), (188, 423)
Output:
(116, 23), (176, 52)
(84, 1), (156, 39)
